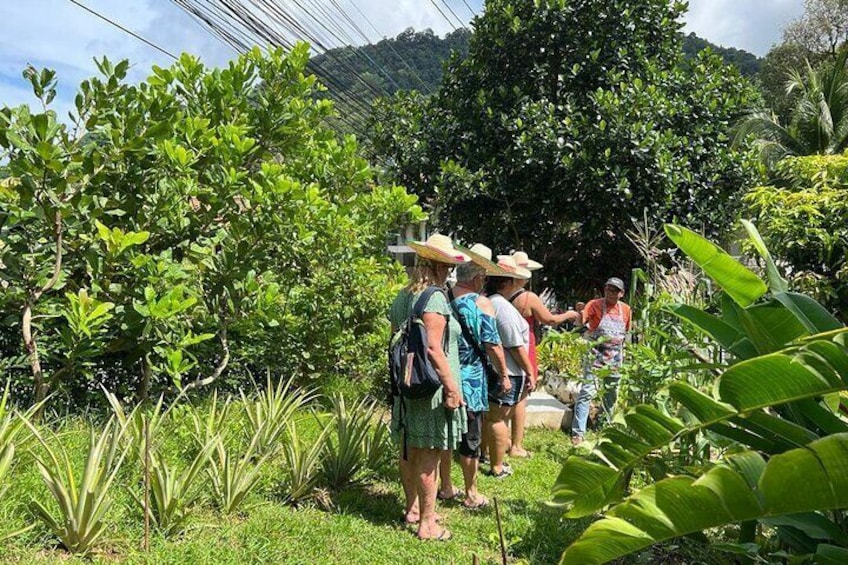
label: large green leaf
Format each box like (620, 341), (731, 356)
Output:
(665, 224), (767, 307)
(741, 219), (788, 294)
(551, 331), (848, 518)
(561, 435), (848, 564)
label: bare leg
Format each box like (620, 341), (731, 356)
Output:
(487, 403), (513, 475)
(480, 413), (491, 461)
(415, 447), (448, 540)
(438, 449), (457, 498)
(400, 449), (419, 523)
(509, 392), (530, 457)
(459, 455), (484, 506)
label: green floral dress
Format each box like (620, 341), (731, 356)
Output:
(389, 288), (467, 450)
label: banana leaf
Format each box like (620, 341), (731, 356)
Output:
(561, 435), (848, 564)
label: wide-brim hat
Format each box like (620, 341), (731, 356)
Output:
(457, 243), (510, 276)
(494, 255), (532, 280)
(407, 233), (470, 265)
(498, 251), (543, 271)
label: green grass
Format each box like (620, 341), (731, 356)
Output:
(0, 412), (734, 564)
(0, 414), (584, 564)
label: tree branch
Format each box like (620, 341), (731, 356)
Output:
(181, 325), (230, 393)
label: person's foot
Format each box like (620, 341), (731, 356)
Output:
(462, 495), (490, 510)
(418, 527), (452, 541)
(436, 488), (464, 501)
(508, 447), (532, 458)
(405, 512), (442, 524)
(571, 435), (583, 447)
(488, 464), (513, 479)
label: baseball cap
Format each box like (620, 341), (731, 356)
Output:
(604, 277), (625, 291)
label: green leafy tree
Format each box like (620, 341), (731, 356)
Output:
(370, 0), (761, 293)
(737, 48), (848, 169)
(0, 46), (421, 405)
(784, 0), (848, 60)
(744, 152), (848, 318)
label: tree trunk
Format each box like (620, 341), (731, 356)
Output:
(25, 210), (64, 406)
(23, 302), (48, 404)
(137, 355), (152, 404)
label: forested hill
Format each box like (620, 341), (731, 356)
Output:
(682, 32), (762, 76)
(308, 28), (761, 116)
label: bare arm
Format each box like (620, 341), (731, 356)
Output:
(422, 312), (462, 409)
(525, 292), (580, 326)
(506, 344), (536, 391)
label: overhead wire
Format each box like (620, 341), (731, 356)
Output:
(66, 0), (179, 60)
(460, 0), (478, 18)
(174, 0), (379, 133)
(428, 0), (459, 31)
(338, 0), (434, 94)
(437, 0), (466, 29)
(171, 0), (475, 137)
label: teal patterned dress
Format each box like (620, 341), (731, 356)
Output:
(389, 288), (467, 450)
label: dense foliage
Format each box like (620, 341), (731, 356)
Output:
(370, 0), (761, 293)
(555, 222), (848, 564)
(736, 48), (848, 169)
(0, 46), (421, 406)
(745, 152), (848, 319)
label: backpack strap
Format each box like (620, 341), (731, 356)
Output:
(447, 287), (492, 371)
(412, 286), (449, 352)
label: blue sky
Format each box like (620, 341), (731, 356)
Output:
(0, 0), (805, 118)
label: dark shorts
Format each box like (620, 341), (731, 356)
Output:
(459, 410), (483, 458)
(488, 375), (525, 407)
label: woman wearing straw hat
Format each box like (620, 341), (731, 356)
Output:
(496, 251), (582, 457)
(482, 255), (535, 478)
(440, 243), (511, 509)
(389, 234), (468, 541)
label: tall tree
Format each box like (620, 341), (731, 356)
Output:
(737, 48), (848, 169)
(784, 0), (848, 59)
(370, 0), (760, 293)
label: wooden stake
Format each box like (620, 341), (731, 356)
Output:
(494, 496), (507, 565)
(143, 414), (150, 552)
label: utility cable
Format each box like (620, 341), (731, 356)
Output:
(67, 0), (178, 60)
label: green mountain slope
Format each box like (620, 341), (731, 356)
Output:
(309, 28), (760, 130)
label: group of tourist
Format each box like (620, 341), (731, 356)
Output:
(388, 233), (631, 541)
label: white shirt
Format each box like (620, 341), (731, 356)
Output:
(489, 293), (529, 377)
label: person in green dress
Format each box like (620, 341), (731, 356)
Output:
(389, 234), (468, 541)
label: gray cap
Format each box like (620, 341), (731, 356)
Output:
(605, 277), (625, 291)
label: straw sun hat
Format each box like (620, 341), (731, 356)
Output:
(407, 234), (470, 265)
(495, 255), (532, 280)
(497, 251), (543, 271)
(457, 243), (509, 276)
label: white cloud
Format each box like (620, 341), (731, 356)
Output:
(682, 0), (805, 56)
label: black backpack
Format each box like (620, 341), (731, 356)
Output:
(388, 286), (448, 400)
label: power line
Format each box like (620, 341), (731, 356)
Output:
(461, 0), (478, 18)
(66, 0), (179, 61)
(438, 0), (466, 29)
(428, 0), (459, 31)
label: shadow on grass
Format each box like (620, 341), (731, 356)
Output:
(333, 483), (407, 528)
(499, 497), (593, 565)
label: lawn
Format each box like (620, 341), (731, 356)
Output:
(0, 416), (587, 564)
